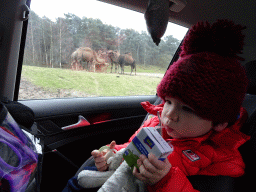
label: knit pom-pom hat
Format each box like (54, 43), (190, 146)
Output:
(157, 20), (248, 124)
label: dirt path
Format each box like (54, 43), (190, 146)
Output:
(18, 77), (91, 100)
(135, 72), (164, 78)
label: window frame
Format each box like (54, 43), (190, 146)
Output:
(15, 0), (186, 101)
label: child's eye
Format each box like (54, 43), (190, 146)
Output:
(182, 106), (195, 113)
(166, 100), (172, 105)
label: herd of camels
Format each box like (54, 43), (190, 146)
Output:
(70, 47), (136, 75)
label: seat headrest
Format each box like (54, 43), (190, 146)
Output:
(245, 60), (256, 95)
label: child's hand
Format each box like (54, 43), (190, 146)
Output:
(133, 153), (172, 185)
(91, 141), (116, 172)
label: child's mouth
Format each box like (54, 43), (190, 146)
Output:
(157, 111), (175, 133)
(165, 126), (174, 133)
(162, 124), (174, 133)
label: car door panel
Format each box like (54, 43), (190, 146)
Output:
(20, 95), (158, 151)
(20, 95), (158, 191)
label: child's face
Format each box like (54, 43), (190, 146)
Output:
(161, 96), (213, 139)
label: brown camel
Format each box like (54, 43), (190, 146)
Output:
(71, 47), (94, 71)
(118, 52), (136, 75)
(108, 50), (120, 73)
(71, 47), (107, 72)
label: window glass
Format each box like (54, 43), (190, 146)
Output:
(19, 0), (188, 100)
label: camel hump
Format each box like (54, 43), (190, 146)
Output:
(73, 47), (93, 56)
(123, 53), (134, 62)
(71, 51), (76, 58)
(79, 47), (92, 51)
(125, 52), (132, 56)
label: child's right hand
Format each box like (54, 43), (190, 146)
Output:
(91, 141), (116, 172)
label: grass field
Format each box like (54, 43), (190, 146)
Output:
(21, 65), (165, 97)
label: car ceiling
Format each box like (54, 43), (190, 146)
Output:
(98, 0), (256, 47)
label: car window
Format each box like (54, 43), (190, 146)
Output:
(19, 0), (188, 100)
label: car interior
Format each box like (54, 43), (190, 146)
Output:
(0, 0), (256, 191)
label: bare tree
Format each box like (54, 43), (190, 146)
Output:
(49, 21), (53, 68)
(59, 18), (62, 68)
(30, 20), (35, 64)
(41, 18), (48, 66)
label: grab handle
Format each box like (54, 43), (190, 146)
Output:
(62, 115), (90, 130)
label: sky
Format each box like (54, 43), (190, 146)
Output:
(31, 0), (188, 40)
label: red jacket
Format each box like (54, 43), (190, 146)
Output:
(114, 102), (250, 192)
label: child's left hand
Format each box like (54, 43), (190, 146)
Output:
(133, 153), (172, 185)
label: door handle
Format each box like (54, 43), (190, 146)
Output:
(62, 115), (90, 130)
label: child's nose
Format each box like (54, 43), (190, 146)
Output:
(166, 108), (179, 122)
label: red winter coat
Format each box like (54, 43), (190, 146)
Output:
(114, 102), (250, 192)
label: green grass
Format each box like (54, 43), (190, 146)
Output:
(22, 65), (164, 97)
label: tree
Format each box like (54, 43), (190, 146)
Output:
(64, 13), (82, 48)
(163, 35), (180, 56)
(24, 11), (43, 66)
(55, 17), (74, 67)
(40, 16), (52, 66)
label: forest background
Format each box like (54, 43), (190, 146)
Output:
(23, 11), (181, 70)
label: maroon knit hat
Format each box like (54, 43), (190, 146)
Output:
(157, 20), (248, 124)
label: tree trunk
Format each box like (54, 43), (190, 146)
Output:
(144, 46), (146, 67)
(41, 19), (48, 66)
(59, 20), (62, 68)
(30, 21), (35, 65)
(50, 21), (53, 68)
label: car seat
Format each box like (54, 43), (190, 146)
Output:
(245, 60), (256, 95)
(187, 60), (256, 192)
(230, 60), (256, 192)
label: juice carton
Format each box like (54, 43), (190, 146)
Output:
(123, 127), (173, 169)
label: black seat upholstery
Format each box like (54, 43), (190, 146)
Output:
(227, 60), (256, 192)
(188, 92), (256, 192)
(245, 60), (256, 95)
(233, 109), (256, 192)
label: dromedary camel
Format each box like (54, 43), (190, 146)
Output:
(71, 47), (94, 71)
(70, 47), (107, 72)
(118, 52), (136, 75)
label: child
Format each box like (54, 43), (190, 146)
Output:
(92, 19), (250, 192)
